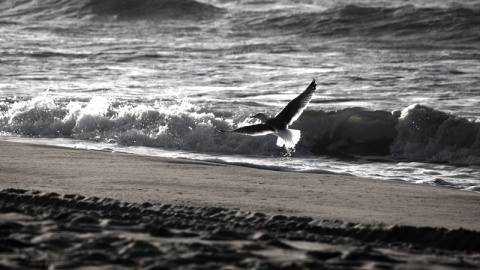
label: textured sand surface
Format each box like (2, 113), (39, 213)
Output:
(1, 141), (479, 230)
(1, 141), (480, 269)
(1, 189), (479, 269)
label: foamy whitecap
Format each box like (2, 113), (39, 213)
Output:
(2, 96), (480, 166)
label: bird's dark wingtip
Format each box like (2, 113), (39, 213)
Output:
(306, 79), (316, 91)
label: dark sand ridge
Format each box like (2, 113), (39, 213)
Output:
(2, 189), (479, 269)
(1, 141), (479, 231)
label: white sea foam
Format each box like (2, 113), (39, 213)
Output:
(2, 96), (480, 167)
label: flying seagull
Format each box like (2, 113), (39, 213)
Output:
(218, 79), (316, 156)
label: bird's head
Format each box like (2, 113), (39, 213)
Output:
(250, 113), (270, 123)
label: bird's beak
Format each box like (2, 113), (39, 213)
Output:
(249, 115), (256, 118)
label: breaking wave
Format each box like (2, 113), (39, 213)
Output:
(1, 96), (479, 165)
(391, 104), (480, 165)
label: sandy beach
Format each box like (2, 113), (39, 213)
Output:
(1, 141), (479, 269)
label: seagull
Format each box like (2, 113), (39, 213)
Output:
(218, 79), (316, 156)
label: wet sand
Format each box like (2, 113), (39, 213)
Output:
(1, 141), (479, 269)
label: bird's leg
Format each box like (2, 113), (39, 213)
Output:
(283, 145), (291, 157)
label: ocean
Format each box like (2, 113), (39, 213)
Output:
(1, 0), (479, 191)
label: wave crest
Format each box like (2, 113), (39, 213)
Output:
(246, 4), (480, 45)
(82, 0), (222, 20)
(0, 0), (222, 21)
(391, 104), (480, 164)
(1, 97), (480, 165)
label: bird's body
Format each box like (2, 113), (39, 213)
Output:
(219, 80), (317, 156)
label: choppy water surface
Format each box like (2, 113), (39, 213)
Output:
(1, 0), (479, 191)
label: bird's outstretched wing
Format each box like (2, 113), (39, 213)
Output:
(274, 79), (316, 126)
(219, 124), (276, 136)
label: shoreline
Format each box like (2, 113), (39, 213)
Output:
(0, 141), (479, 231)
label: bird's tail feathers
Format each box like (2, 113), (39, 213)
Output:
(276, 129), (301, 149)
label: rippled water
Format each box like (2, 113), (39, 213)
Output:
(1, 0), (479, 191)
